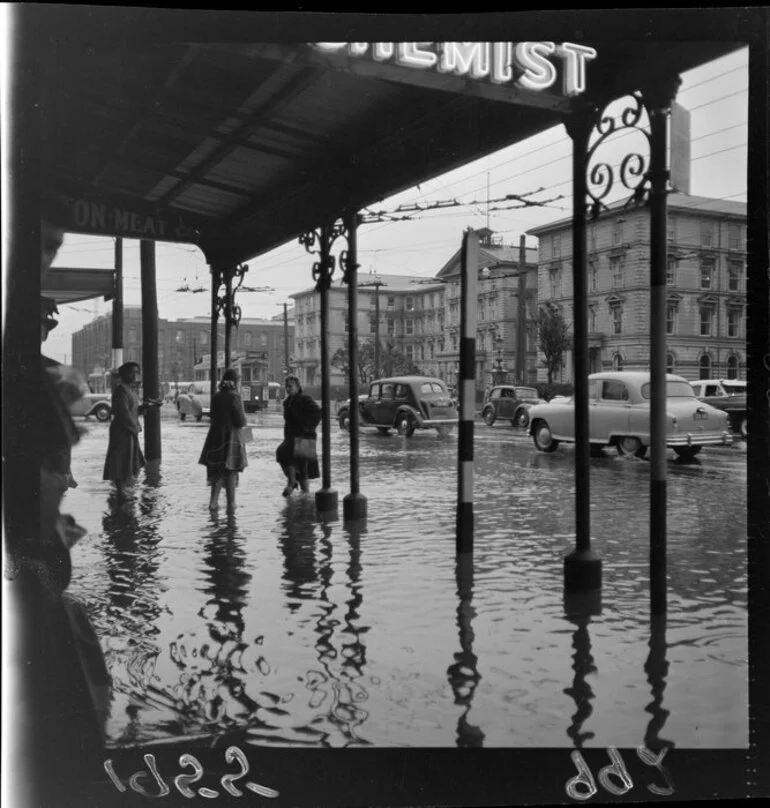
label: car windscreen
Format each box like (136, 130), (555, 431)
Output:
(641, 381), (695, 399)
(517, 387), (538, 399)
(722, 382), (745, 395)
(419, 382), (447, 396)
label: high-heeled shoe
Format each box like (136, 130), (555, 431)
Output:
(282, 485), (294, 497)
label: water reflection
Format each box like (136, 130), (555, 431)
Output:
(562, 601), (599, 748)
(644, 616), (674, 751)
(446, 555), (484, 747)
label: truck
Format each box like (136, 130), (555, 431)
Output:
(689, 378), (747, 438)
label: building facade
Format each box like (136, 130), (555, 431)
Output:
(71, 307), (294, 387)
(527, 193), (747, 382)
(290, 228), (539, 391)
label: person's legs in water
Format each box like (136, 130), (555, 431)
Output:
(225, 473), (237, 511)
(209, 475), (224, 510)
(298, 469), (309, 493)
(283, 463), (298, 497)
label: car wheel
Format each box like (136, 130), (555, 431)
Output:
(616, 436), (647, 458)
(338, 410), (350, 431)
(513, 407), (530, 429)
(673, 445), (702, 460)
(195, 413), (203, 422)
(738, 416), (747, 438)
(377, 427), (391, 435)
(179, 411), (187, 421)
(93, 403), (111, 422)
(483, 407), (496, 426)
(436, 425), (453, 437)
(396, 413), (415, 437)
(532, 419), (559, 453)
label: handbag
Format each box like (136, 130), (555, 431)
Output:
(240, 426), (254, 443)
(293, 436), (317, 461)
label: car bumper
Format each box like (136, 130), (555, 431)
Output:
(667, 431), (732, 447)
(415, 417), (458, 428)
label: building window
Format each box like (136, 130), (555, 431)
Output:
(405, 344), (414, 362)
(612, 353), (623, 371)
(588, 305), (597, 333)
(405, 319), (414, 336)
(176, 330), (185, 343)
(728, 308), (742, 338)
(610, 255), (623, 288)
(728, 260), (742, 292)
(726, 355), (739, 379)
(699, 354), (711, 379)
(405, 296), (414, 311)
(386, 318), (394, 336)
(666, 303), (677, 335)
(666, 352), (675, 374)
(553, 233), (562, 257)
(611, 305), (623, 335)
(261, 332), (268, 346)
(728, 223), (742, 251)
(589, 224), (597, 252)
(387, 296), (395, 308)
(589, 260), (597, 292)
(128, 328), (137, 343)
(666, 256), (677, 285)
(242, 331), (252, 348)
(699, 306), (714, 336)
(700, 219), (714, 247)
(667, 215), (676, 243)
(200, 331), (208, 345)
(612, 219), (624, 245)
(549, 266), (561, 298)
(344, 314), (349, 333)
(700, 259), (714, 290)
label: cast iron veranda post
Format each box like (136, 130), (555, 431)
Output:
(456, 228), (479, 555)
(645, 77), (681, 616)
(516, 235), (527, 384)
(316, 224), (338, 514)
(209, 266), (220, 400)
(374, 282), (381, 378)
(223, 266), (233, 370)
(112, 237), (124, 370)
(283, 302), (290, 372)
(343, 211), (367, 521)
(140, 240), (161, 462)
(564, 109), (602, 592)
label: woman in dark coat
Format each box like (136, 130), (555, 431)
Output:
(276, 375), (322, 496)
(103, 362), (149, 498)
(199, 368), (248, 511)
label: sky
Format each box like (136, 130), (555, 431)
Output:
(38, 44), (748, 365)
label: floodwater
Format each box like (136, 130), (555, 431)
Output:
(64, 410), (748, 750)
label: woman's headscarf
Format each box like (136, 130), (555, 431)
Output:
(117, 362), (140, 383)
(219, 367), (239, 392)
(284, 374), (302, 395)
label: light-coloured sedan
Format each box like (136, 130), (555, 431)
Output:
(527, 371), (732, 460)
(176, 381), (211, 422)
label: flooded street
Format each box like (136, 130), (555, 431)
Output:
(64, 410), (748, 750)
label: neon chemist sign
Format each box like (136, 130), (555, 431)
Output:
(313, 42), (598, 97)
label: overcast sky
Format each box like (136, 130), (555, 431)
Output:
(41, 46), (748, 365)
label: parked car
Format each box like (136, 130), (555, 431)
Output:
(176, 381), (211, 422)
(527, 371), (732, 460)
(481, 384), (546, 429)
(689, 378), (747, 438)
(70, 391), (112, 422)
(337, 376), (457, 437)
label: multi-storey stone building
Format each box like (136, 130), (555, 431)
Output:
(289, 227), (539, 390)
(71, 307), (293, 386)
(527, 193), (747, 382)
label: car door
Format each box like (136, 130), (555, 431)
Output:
(374, 382), (397, 424)
(361, 383), (380, 424)
(589, 379), (632, 441)
(497, 388), (515, 420)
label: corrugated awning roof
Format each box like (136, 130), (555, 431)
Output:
(35, 8), (743, 270)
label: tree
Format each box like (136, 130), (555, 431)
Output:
(538, 304), (572, 384)
(331, 338), (420, 384)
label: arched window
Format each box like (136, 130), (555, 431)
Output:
(612, 353), (623, 371)
(726, 355), (740, 379)
(666, 352), (675, 374)
(699, 354), (711, 379)
(200, 331), (208, 345)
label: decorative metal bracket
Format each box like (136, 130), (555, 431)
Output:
(586, 92), (652, 220)
(299, 221), (347, 292)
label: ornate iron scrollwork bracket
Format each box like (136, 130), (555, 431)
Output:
(230, 263), (248, 328)
(299, 221), (347, 292)
(586, 92), (652, 220)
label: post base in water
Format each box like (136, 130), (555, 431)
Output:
(315, 488), (338, 513)
(564, 549), (602, 592)
(343, 492), (368, 521)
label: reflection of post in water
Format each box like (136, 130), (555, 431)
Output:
(446, 554), (484, 747)
(278, 500), (318, 613)
(563, 591), (601, 749)
(644, 615), (674, 752)
(340, 520), (366, 679)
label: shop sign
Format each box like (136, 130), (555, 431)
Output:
(313, 41), (597, 96)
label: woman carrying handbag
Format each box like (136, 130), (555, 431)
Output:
(199, 368), (249, 511)
(276, 375), (321, 497)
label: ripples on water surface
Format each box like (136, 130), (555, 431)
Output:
(65, 418), (747, 749)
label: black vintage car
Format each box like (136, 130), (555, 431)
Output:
(481, 384), (545, 429)
(337, 376), (457, 437)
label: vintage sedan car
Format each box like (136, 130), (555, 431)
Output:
(70, 391), (112, 422)
(527, 372), (732, 460)
(689, 378), (747, 438)
(481, 384), (545, 428)
(176, 381), (211, 422)
(337, 376), (457, 437)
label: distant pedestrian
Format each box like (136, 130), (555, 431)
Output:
(103, 362), (154, 499)
(276, 375), (321, 497)
(199, 368), (249, 511)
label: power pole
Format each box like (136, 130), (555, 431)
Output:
(283, 302), (290, 372)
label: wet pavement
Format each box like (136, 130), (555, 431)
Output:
(63, 407), (748, 750)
